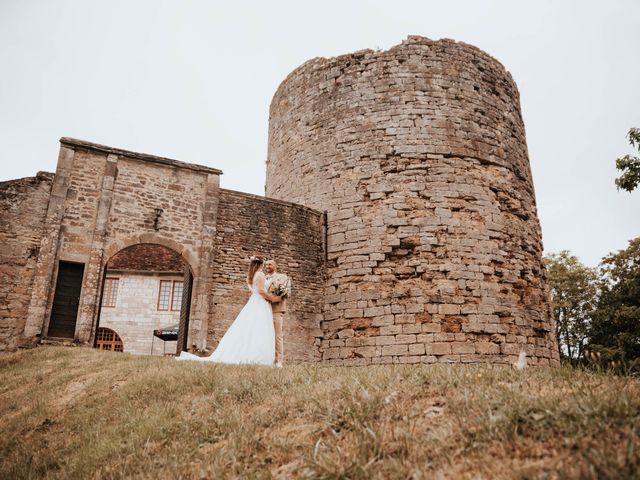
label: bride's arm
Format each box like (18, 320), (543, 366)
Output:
(255, 272), (280, 303)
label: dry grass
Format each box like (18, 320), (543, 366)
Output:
(1, 347), (639, 479)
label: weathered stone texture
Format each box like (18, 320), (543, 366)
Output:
(209, 189), (325, 362)
(1, 36), (559, 367)
(105, 155), (209, 261)
(15, 139), (221, 350)
(0, 139), (324, 361)
(266, 36), (559, 366)
(0, 173), (54, 351)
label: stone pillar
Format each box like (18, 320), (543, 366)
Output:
(189, 172), (220, 350)
(75, 154), (118, 343)
(22, 146), (75, 343)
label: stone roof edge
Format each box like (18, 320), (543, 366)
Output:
(220, 188), (324, 216)
(60, 137), (223, 176)
(270, 35), (516, 108)
(0, 171), (55, 188)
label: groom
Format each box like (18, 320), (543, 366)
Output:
(264, 259), (286, 368)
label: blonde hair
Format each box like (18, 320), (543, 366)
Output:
(247, 256), (264, 285)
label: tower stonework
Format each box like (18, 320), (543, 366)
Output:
(0, 36), (560, 367)
(266, 36), (559, 365)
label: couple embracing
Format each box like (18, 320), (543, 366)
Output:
(177, 256), (291, 367)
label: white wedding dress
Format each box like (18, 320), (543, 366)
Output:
(176, 273), (275, 365)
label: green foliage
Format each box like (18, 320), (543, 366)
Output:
(590, 237), (640, 370)
(615, 127), (640, 192)
(546, 238), (640, 373)
(544, 251), (598, 360)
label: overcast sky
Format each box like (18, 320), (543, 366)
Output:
(1, 0), (638, 267)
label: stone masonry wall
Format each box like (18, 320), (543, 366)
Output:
(266, 36), (559, 366)
(209, 189), (325, 363)
(0, 173), (54, 351)
(22, 139), (221, 351)
(4, 138), (326, 361)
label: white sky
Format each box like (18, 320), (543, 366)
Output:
(1, 0), (638, 267)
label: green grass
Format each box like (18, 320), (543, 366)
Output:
(1, 347), (639, 479)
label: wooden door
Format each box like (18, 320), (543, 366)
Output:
(176, 268), (193, 353)
(47, 261), (84, 338)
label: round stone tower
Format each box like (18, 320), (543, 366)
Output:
(266, 36), (559, 366)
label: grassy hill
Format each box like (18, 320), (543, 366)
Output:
(1, 347), (639, 479)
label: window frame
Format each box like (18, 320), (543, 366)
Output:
(157, 279), (173, 311)
(170, 281), (184, 312)
(95, 327), (124, 352)
(102, 277), (119, 308)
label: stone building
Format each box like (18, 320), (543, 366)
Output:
(0, 138), (325, 362)
(0, 36), (559, 366)
(98, 243), (186, 355)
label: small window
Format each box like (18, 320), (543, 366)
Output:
(158, 280), (184, 311)
(158, 280), (172, 311)
(95, 327), (123, 352)
(102, 278), (119, 307)
(171, 281), (184, 311)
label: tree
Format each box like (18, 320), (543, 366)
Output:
(615, 127), (640, 192)
(590, 237), (640, 365)
(544, 251), (598, 360)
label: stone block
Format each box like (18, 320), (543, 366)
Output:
(438, 304), (461, 315)
(451, 342), (475, 354)
(395, 334), (416, 344)
(372, 315), (395, 327)
(375, 336), (395, 346)
(401, 324), (422, 334)
(427, 343), (452, 355)
(380, 325), (403, 335)
(364, 306), (385, 317)
(421, 322), (442, 333)
(475, 342), (500, 355)
(344, 308), (364, 318)
(337, 329), (355, 338)
(395, 314), (415, 324)
(382, 344), (409, 356)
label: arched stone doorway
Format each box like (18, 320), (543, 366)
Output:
(94, 243), (194, 355)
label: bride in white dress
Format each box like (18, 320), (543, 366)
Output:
(176, 256), (279, 365)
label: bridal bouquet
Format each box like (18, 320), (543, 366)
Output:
(269, 273), (292, 298)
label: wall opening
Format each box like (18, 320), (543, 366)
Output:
(47, 261), (85, 338)
(94, 243), (193, 355)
